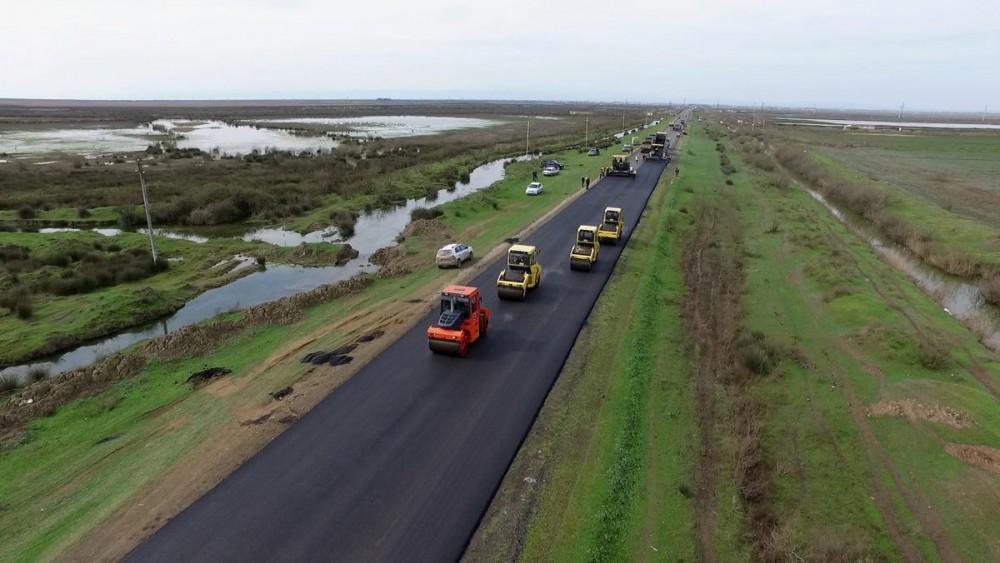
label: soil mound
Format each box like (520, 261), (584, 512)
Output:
(404, 219), (449, 238)
(369, 246), (396, 266)
(945, 443), (1000, 474)
(356, 330), (385, 343)
(143, 321), (241, 361)
(867, 399), (975, 429)
(0, 353), (147, 440)
(242, 273), (373, 325)
(334, 244), (360, 265)
(185, 367), (232, 386)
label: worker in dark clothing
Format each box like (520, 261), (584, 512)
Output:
(585, 177), (590, 189)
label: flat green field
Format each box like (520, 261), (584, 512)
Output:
(775, 127), (1000, 263)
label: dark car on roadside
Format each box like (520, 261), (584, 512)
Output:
(540, 159), (564, 170)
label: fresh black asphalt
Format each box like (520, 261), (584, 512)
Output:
(127, 132), (678, 562)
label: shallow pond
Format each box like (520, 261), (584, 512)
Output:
(0, 114), (498, 158)
(152, 119), (339, 155)
(780, 117), (1000, 130)
(248, 115), (497, 138)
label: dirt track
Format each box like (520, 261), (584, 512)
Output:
(682, 200), (747, 562)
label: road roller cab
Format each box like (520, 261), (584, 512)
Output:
(597, 207), (623, 245)
(497, 245), (542, 301)
(427, 285), (490, 356)
(569, 225), (600, 272)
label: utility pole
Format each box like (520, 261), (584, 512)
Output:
(136, 160), (158, 266)
(525, 120), (530, 156)
(898, 102), (904, 121)
(985, 105), (989, 123)
(585, 117), (589, 146)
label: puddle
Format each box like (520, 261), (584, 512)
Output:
(0, 125), (160, 157)
(248, 115), (497, 138)
(0, 120), (339, 157)
(1, 154), (534, 382)
(33, 227), (205, 243)
(152, 119), (339, 155)
(780, 117), (1000, 130)
(806, 189), (1000, 351)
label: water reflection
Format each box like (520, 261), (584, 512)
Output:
(249, 115), (497, 138)
(780, 118), (1000, 130)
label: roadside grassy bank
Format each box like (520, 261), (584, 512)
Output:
(469, 118), (1000, 561)
(0, 119), (671, 562)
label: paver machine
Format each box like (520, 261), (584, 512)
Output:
(496, 245), (542, 301)
(569, 225), (600, 272)
(427, 285), (490, 356)
(597, 207), (623, 245)
(606, 155), (636, 178)
(648, 131), (669, 161)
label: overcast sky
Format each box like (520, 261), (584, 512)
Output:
(3, 0), (997, 111)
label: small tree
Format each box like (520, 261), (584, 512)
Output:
(17, 205), (37, 220)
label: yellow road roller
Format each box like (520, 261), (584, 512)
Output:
(569, 225), (600, 272)
(496, 245), (542, 301)
(597, 207), (623, 245)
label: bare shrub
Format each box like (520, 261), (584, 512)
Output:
(28, 366), (49, 382)
(981, 270), (1000, 306)
(410, 207), (443, 221)
(744, 152), (776, 172)
(0, 285), (34, 320)
(0, 373), (22, 393)
(738, 330), (784, 376)
(329, 209), (358, 237)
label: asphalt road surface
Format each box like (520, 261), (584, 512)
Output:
(128, 131), (680, 562)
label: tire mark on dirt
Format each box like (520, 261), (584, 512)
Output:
(772, 228), (928, 563)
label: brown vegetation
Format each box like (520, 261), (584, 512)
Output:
(681, 195), (784, 560)
(868, 400), (976, 429)
(945, 443), (1000, 474)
